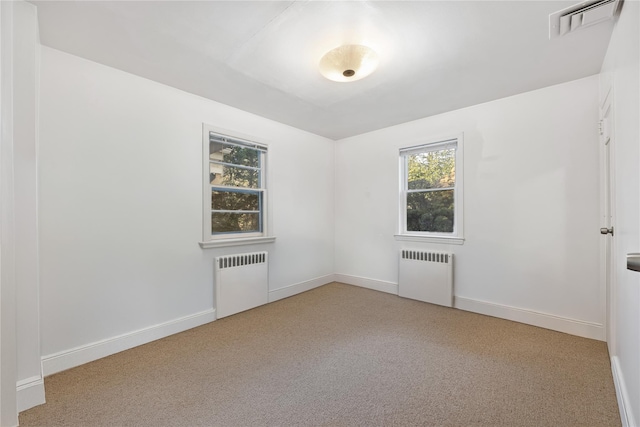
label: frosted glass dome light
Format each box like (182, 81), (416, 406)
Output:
(319, 44), (379, 82)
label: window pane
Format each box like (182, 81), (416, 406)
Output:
(408, 148), (455, 190)
(210, 163), (259, 188)
(210, 141), (259, 168)
(212, 190), (260, 211)
(212, 212), (261, 234)
(209, 162), (223, 185)
(406, 190), (454, 233)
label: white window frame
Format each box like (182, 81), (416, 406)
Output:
(199, 124), (275, 249)
(395, 133), (464, 245)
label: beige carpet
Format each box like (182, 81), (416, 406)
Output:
(19, 283), (620, 426)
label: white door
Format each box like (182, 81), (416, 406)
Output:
(599, 86), (614, 345)
(603, 53), (640, 426)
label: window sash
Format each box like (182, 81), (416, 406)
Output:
(407, 187), (455, 194)
(211, 188), (264, 235)
(209, 132), (267, 152)
(211, 212), (263, 235)
(211, 187), (264, 212)
(209, 161), (262, 189)
(213, 210), (261, 214)
(399, 139), (456, 156)
(209, 160), (261, 172)
(400, 136), (462, 238)
(405, 188), (456, 234)
(203, 125), (269, 242)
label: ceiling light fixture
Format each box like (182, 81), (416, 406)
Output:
(319, 44), (379, 83)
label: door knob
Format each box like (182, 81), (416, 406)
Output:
(600, 227), (614, 235)
(628, 254), (640, 272)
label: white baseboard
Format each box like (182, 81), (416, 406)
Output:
(17, 376), (45, 412)
(42, 309), (216, 376)
(611, 356), (637, 427)
(334, 274), (398, 295)
(334, 275), (604, 340)
(269, 274), (335, 302)
(40, 274), (335, 378)
(40, 274), (336, 378)
(454, 297), (605, 341)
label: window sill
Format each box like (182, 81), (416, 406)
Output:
(394, 234), (465, 245)
(199, 236), (276, 249)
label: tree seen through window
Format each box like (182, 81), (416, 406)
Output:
(210, 139), (264, 235)
(406, 148), (455, 233)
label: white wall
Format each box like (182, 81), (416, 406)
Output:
(38, 47), (334, 374)
(335, 76), (604, 340)
(13, 0), (44, 413)
(601, 1), (640, 425)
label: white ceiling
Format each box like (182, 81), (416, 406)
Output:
(31, 0), (614, 140)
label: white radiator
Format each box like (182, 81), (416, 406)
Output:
(215, 252), (268, 319)
(398, 250), (453, 307)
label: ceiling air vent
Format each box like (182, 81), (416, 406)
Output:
(549, 0), (620, 39)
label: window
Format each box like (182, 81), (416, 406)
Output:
(200, 125), (274, 248)
(397, 135), (464, 244)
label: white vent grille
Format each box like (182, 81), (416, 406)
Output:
(402, 250), (450, 263)
(399, 250), (453, 307)
(549, 0), (619, 39)
(215, 251), (268, 318)
(217, 252), (266, 269)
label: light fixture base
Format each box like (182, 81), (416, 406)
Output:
(319, 44), (379, 83)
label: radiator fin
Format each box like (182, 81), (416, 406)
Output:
(218, 252), (266, 269)
(402, 250), (449, 263)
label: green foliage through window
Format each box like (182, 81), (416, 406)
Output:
(408, 149), (455, 190)
(212, 212), (260, 233)
(209, 134), (266, 236)
(403, 143), (457, 234)
(407, 190), (454, 233)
